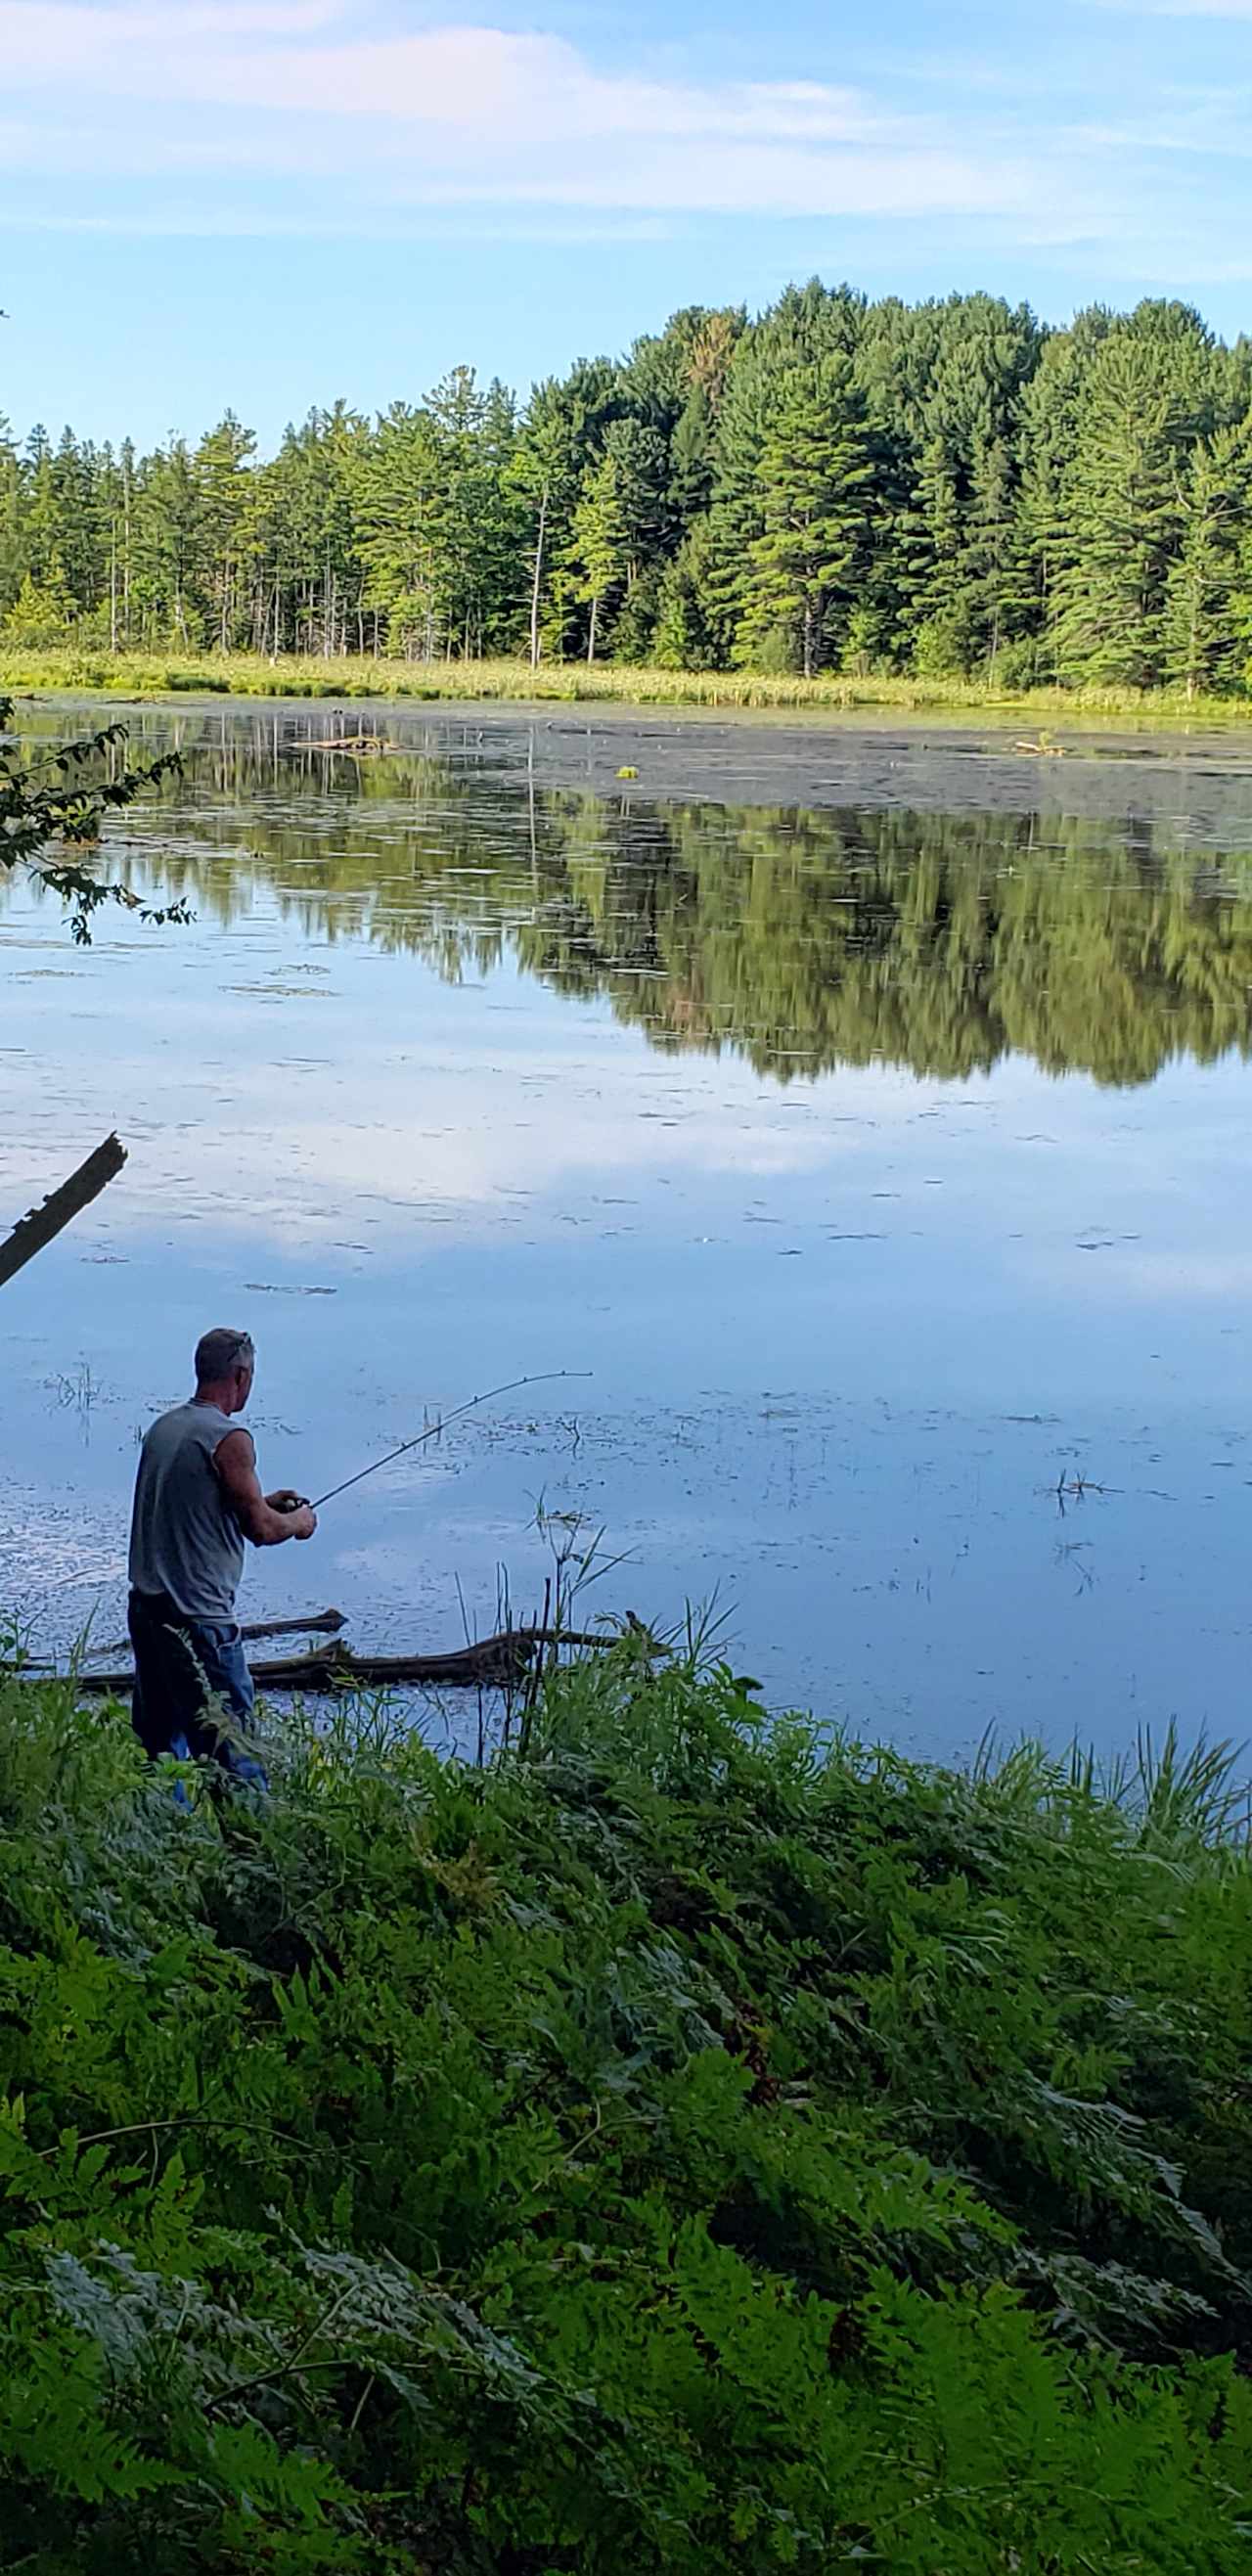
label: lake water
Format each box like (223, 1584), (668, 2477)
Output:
(2, 698), (1251, 1762)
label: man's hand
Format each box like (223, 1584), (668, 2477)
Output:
(215, 1436), (319, 1549)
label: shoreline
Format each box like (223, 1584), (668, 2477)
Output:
(14, 684), (1252, 833)
(7, 646), (1252, 733)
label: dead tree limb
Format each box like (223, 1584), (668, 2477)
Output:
(69, 1624), (619, 1698)
(70, 1606), (349, 1667)
(0, 1133), (126, 1288)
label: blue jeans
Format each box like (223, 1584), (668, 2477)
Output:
(128, 1591), (268, 1792)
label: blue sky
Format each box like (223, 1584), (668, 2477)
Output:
(3, 0), (1252, 448)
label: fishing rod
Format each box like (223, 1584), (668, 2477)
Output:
(311, 1370), (592, 1512)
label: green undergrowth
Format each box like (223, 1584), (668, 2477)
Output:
(3, 646), (1252, 727)
(3, 1651), (1252, 2570)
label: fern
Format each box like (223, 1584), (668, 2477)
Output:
(2, 1659), (1252, 2568)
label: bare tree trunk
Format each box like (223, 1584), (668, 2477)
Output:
(530, 485), (549, 671)
(0, 1136), (127, 1291)
(587, 593), (599, 664)
(110, 527), (118, 655)
(70, 1623), (619, 1697)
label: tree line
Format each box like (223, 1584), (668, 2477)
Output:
(5, 282), (1252, 691)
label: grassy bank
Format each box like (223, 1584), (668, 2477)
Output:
(3, 1652), (1252, 2570)
(3, 645), (1251, 727)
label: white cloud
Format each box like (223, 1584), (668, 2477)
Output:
(0, 2), (1077, 224)
(0, 6), (889, 136)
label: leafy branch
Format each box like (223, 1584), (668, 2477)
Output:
(0, 694), (190, 943)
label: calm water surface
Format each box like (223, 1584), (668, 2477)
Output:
(2, 700), (1251, 1759)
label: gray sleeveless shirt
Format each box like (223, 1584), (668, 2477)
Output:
(129, 1401), (246, 1622)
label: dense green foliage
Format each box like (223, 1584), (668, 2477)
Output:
(7, 284), (1252, 689)
(4, 1652), (1252, 2569)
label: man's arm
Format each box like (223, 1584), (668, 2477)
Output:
(214, 1431), (317, 1547)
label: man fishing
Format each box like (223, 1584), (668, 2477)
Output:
(127, 1328), (316, 1786)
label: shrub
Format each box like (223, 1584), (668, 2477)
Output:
(1, 1659), (1251, 2568)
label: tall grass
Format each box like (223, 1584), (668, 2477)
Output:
(4, 644), (1252, 726)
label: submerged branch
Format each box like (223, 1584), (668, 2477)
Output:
(0, 1133), (126, 1289)
(67, 1623), (618, 1697)
(72, 1606), (349, 1667)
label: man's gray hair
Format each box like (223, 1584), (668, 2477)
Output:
(195, 1327), (254, 1385)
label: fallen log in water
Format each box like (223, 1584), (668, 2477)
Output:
(74, 1606), (348, 1666)
(68, 1625), (616, 1697)
(22, 1607), (349, 1676)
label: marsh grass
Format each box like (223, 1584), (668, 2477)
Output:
(5, 645), (1252, 727)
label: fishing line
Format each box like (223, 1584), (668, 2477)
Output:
(311, 1370), (592, 1512)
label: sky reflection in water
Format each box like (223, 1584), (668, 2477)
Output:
(1, 704), (1250, 1760)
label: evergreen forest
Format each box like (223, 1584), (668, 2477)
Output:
(7, 281), (1252, 692)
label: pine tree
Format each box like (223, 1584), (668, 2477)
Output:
(1162, 424), (1251, 697)
(114, 437), (138, 648)
(1052, 333), (1193, 688)
(706, 286), (869, 665)
(652, 520), (719, 669)
(0, 418), (23, 617)
(570, 453), (627, 662)
(2, 566), (74, 644)
(472, 379), (527, 655)
(508, 364), (616, 664)
(888, 296), (1041, 675)
(52, 429), (108, 624)
(668, 384), (715, 524)
(1016, 311), (1113, 680)
(620, 304), (743, 589)
(736, 357), (873, 677)
(595, 417), (669, 659)
(965, 433), (1032, 671)
(196, 414), (256, 653)
(352, 402), (445, 657)
(426, 367), (489, 657)
(22, 427), (69, 605)
(238, 403), (362, 658)
(907, 431), (967, 672)
(132, 440), (202, 646)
